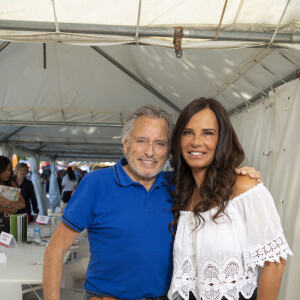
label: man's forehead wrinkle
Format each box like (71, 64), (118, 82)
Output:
(133, 135), (167, 142)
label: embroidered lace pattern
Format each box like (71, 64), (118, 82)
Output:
(243, 235), (292, 269)
(169, 257), (257, 300)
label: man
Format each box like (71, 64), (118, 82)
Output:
(43, 105), (261, 300)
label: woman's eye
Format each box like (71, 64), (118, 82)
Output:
(183, 130), (192, 135)
(203, 131), (214, 136)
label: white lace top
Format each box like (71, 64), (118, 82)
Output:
(168, 183), (292, 300)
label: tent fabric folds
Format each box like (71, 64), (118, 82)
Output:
(231, 78), (300, 300)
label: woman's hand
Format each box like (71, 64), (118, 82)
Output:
(235, 166), (263, 183)
(0, 195), (13, 206)
(0, 206), (18, 214)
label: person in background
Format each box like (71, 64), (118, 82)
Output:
(0, 156), (25, 214)
(13, 162), (39, 222)
(62, 167), (77, 203)
(168, 98), (292, 300)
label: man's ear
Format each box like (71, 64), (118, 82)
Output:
(123, 139), (128, 154)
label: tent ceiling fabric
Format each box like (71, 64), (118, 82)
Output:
(0, 1), (300, 161)
(1, 0), (300, 31)
(0, 0), (300, 49)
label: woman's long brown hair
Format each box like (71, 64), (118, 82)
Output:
(169, 98), (245, 234)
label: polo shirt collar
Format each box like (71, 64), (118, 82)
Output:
(113, 158), (166, 187)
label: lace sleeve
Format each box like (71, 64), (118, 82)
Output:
(234, 184), (293, 270)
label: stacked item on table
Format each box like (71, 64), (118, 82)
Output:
(0, 213), (28, 242)
(10, 214), (28, 243)
(27, 224), (51, 239)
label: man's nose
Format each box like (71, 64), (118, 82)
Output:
(144, 142), (155, 156)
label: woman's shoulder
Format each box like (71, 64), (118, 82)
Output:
(231, 175), (259, 200)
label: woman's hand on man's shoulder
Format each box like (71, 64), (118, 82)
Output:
(235, 166), (263, 183)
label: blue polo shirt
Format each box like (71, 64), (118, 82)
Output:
(62, 158), (174, 299)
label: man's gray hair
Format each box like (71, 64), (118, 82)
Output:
(121, 105), (174, 147)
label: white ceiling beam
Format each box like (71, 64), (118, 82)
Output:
(0, 120), (123, 127)
(1, 20), (300, 43)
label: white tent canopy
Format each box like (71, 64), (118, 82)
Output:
(1, 1), (300, 161)
(0, 2), (299, 299)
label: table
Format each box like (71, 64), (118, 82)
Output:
(0, 241), (84, 299)
(0, 242), (45, 300)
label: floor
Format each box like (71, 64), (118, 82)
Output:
(22, 285), (43, 300)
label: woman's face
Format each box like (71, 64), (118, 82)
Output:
(16, 167), (27, 179)
(180, 108), (219, 172)
(0, 164), (12, 182)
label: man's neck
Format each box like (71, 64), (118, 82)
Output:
(123, 164), (156, 192)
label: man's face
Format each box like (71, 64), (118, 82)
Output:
(123, 116), (169, 182)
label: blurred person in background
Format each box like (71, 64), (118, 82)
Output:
(62, 167), (78, 203)
(13, 162), (39, 222)
(0, 156), (25, 214)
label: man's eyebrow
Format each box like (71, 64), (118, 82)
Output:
(134, 136), (167, 142)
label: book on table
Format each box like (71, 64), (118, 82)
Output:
(0, 185), (27, 241)
(0, 185), (21, 202)
(10, 214), (28, 243)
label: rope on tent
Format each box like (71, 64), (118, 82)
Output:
(267, 0), (291, 48)
(233, 0), (245, 26)
(120, 113), (124, 127)
(215, 0), (229, 41)
(135, 0), (143, 45)
(51, 0), (60, 33)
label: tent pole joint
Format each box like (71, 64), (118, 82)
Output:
(173, 27), (184, 58)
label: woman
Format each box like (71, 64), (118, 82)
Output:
(13, 163), (39, 222)
(168, 98), (292, 300)
(0, 156), (25, 214)
(62, 167), (77, 203)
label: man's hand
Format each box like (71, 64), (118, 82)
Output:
(235, 166), (263, 183)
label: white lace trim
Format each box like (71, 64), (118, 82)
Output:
(243, 235), (293, 269)
(168, 235), (292, 300)
(168, 256), (257, 300)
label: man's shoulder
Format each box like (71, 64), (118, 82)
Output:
(83, 166), (114, 182)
